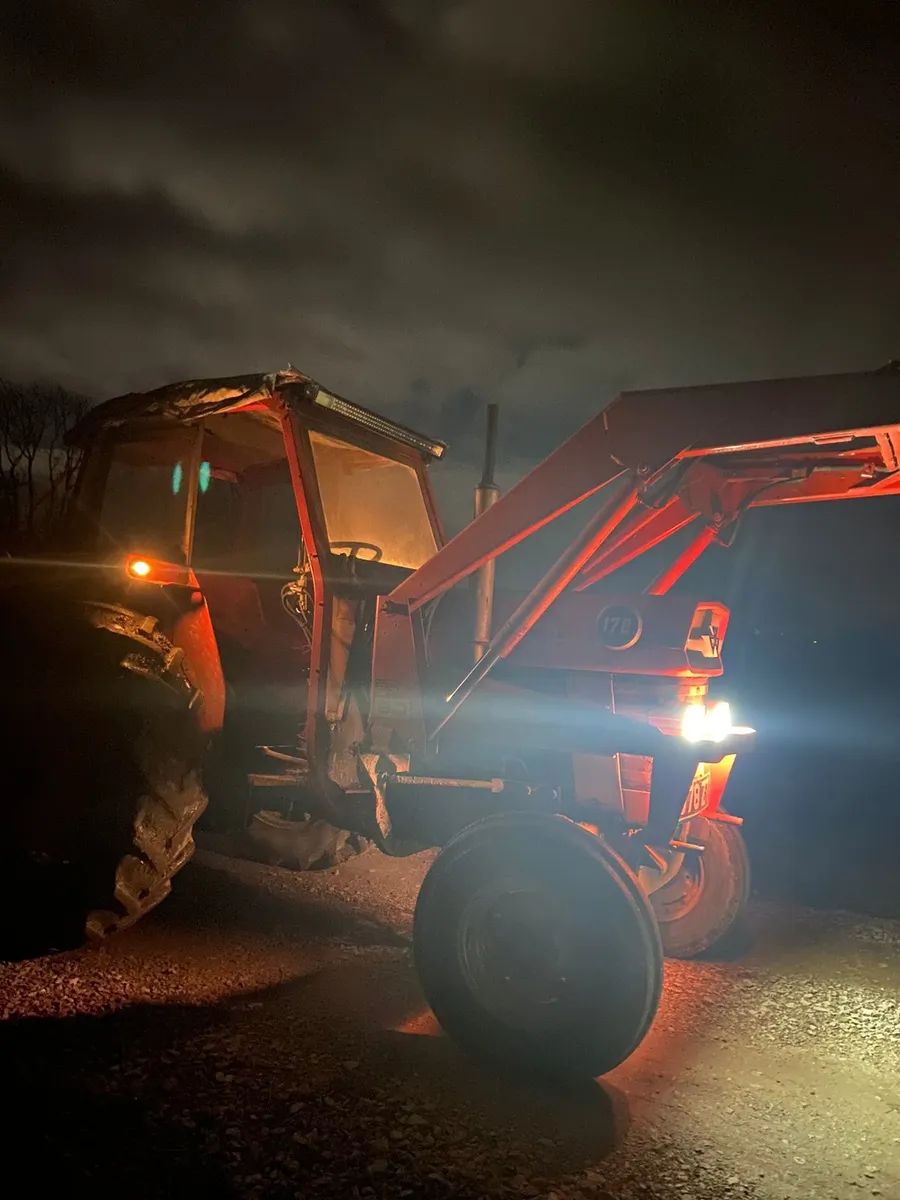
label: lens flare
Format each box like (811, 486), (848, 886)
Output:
(682, 700), (733, 743)
(707, 700), (732, 741)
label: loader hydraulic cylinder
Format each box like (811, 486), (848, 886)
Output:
(472, 403), (500, 663)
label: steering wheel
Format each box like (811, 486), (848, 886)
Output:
(329, 541), (383, 562)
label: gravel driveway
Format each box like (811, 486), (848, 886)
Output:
(2, 847), (898, 1199)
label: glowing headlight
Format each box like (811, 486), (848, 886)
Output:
(682, 700), (733, 743)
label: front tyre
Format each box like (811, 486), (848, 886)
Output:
(413, 812), (663, 1080)
(650, 815), (750, 960)
(244, 809), (371, 869)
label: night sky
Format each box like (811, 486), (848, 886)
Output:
(2, 1), (899, 501)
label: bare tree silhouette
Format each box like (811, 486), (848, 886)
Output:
(0, 379), (90, 549)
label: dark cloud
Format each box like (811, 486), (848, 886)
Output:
(1, 0), (898, 498)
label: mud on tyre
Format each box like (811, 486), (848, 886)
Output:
(1, 601), (208, 955)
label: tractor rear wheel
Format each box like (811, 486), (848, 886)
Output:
(413, 812), (663, 1079)
(650, 815), (750, 960)
(1, 603), (208, 956)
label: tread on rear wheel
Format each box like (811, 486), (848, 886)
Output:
(1, 603), (208, 956)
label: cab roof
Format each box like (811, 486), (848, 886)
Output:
(70, 368), (447, 460)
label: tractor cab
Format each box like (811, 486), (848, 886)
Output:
(63, 370), (446, 776)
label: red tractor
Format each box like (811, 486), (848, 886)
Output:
(3, 364), (898, 1077)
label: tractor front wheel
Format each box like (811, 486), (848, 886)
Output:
(413, 812), (663, 1079)
(244, 809), (371, 869)
(650, 816), (750, 960)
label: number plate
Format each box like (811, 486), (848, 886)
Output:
(679, 768), (711, 821)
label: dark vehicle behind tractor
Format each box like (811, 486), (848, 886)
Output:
(3, 363), (899, 1077)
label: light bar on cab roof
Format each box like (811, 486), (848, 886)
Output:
(311, 387), (446, 459)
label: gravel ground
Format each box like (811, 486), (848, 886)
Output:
(2, 846), (899, 1200)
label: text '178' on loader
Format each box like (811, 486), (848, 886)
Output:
(2, 362), (899, 1077)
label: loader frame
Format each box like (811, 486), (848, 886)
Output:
(374, 364), (900, 760)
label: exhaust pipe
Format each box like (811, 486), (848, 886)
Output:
(473, 403), (500, 663)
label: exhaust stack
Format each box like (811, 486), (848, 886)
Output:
(473, 403), (500, 662)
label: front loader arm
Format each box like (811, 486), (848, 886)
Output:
(393, 364), (900, 617)
(357, 365), (899, 851)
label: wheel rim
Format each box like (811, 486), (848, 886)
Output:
(456, 878), (580, 1032)
(652, 849), (706, 924)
